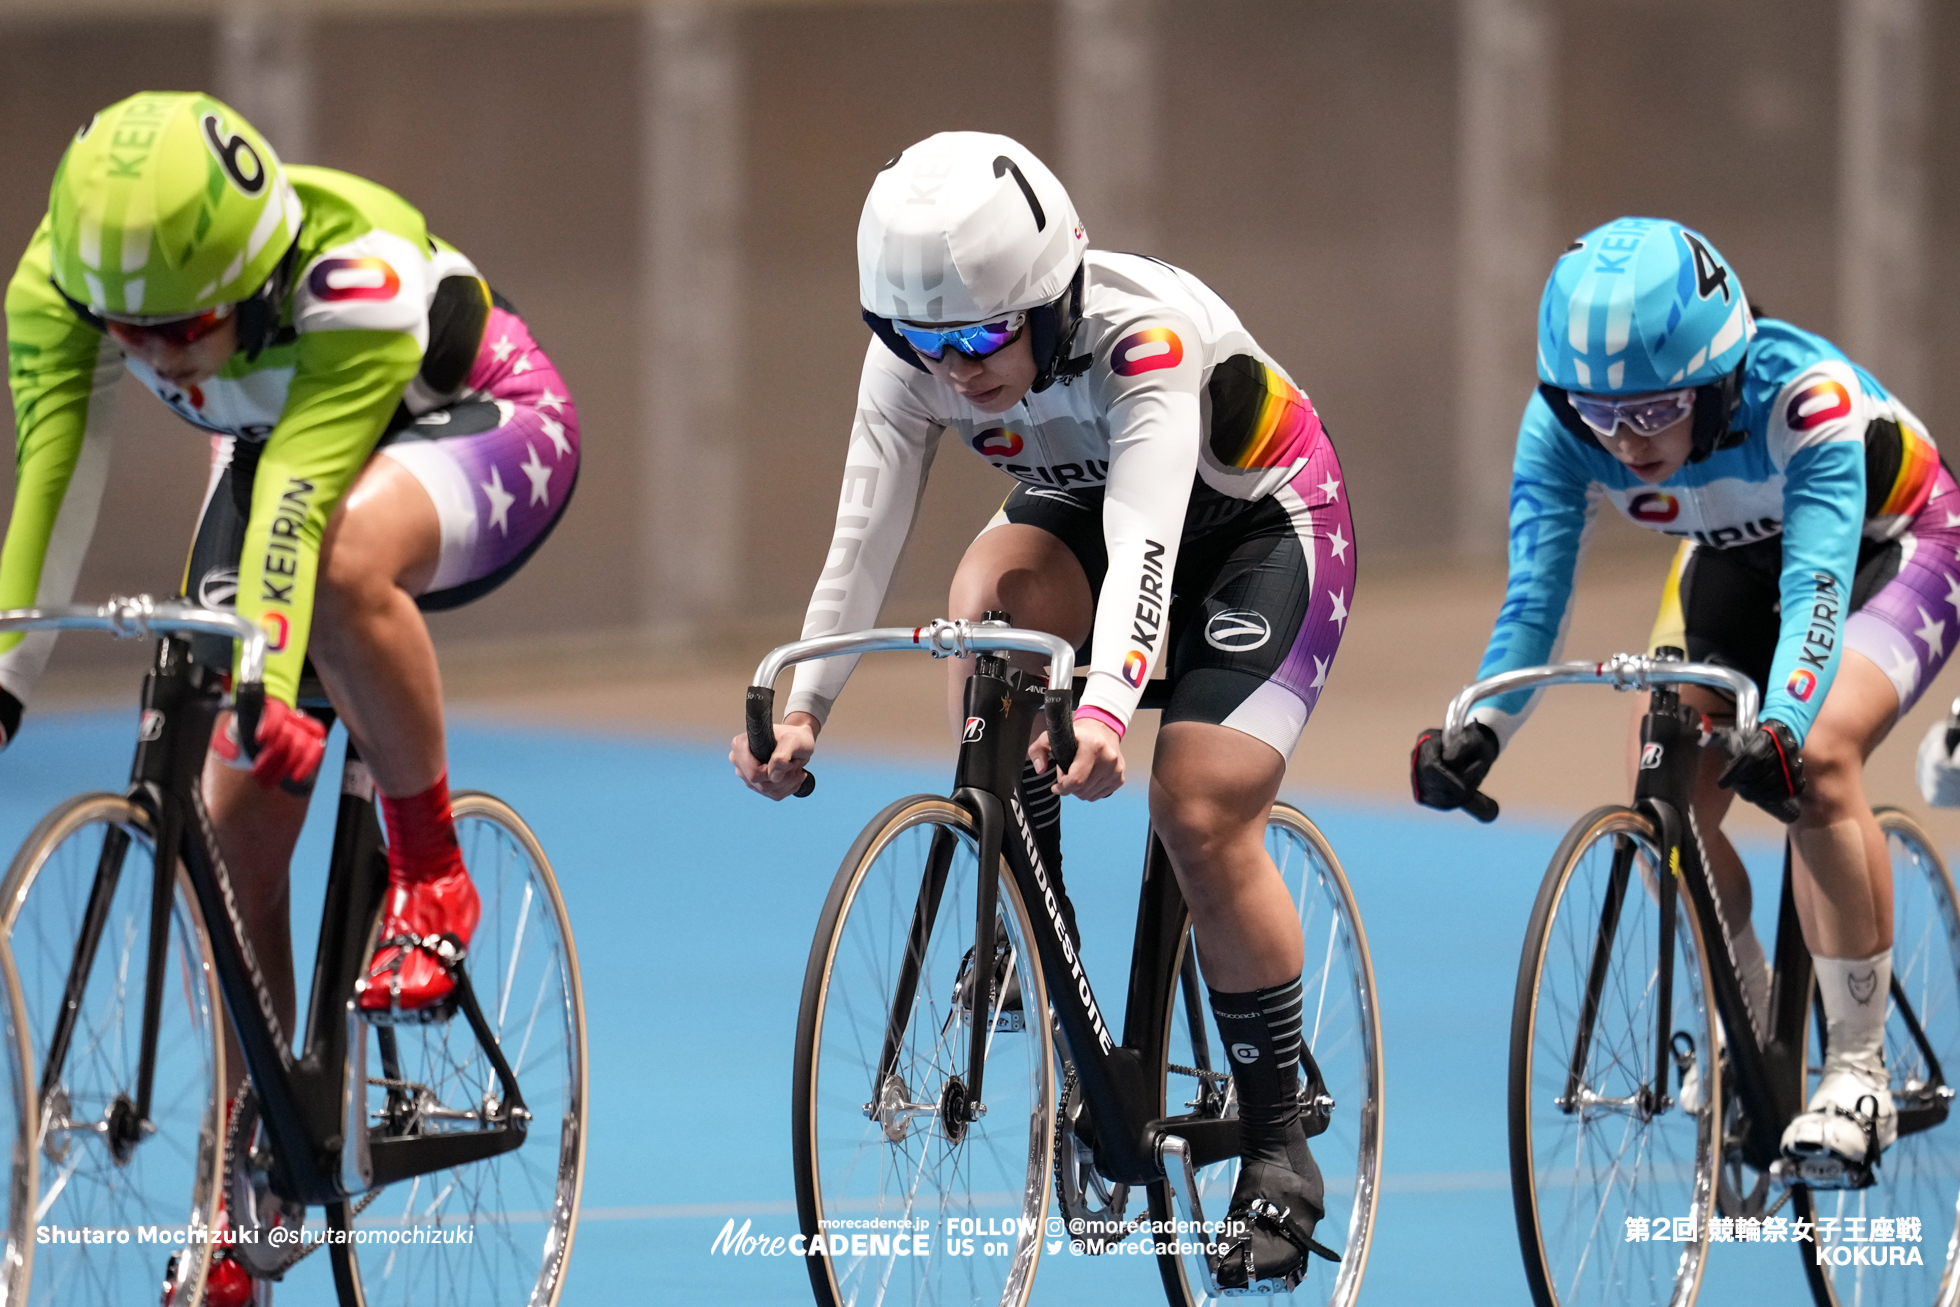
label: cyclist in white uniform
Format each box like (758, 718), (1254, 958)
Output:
(734, 133), (1355, 1284)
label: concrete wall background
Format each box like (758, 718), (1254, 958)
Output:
(1, 0), (1955, 667)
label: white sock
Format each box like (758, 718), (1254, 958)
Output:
(1731, 921), (1771, 1041)
(1813, 950), (1892, 1080)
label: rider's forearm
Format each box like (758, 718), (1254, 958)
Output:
(785, 400), (936, 726)
(234, 328), (417, 705)
(1761, 441), (1863, 744)
(0, 318), (122, 709)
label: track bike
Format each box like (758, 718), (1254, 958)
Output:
(0, 596), (586, 1307)
(746, 616), (1384, 1307)
(1441, 650), (1960, 1307)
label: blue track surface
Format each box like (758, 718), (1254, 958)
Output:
(0, 713), (1837, 1303)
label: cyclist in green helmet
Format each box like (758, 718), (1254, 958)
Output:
(6, 92), (582, 1306)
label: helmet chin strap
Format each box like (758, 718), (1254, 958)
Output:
(1030, 264), (1090, 394)
(234, 231), (304, 361)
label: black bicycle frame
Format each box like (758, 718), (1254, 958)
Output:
(39, 636), (528, 1213)
(895, 652), (1238, 1188)
(1567, 683), (1947, 1171)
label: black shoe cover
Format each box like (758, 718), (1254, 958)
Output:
(1213, 1156), (1328, 1289)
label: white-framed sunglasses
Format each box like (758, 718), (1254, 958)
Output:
(1569, 388), (1696, 438)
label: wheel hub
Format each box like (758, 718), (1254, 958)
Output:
(106, 1092), (143, 1165)
(940, 1075), (970, 1144)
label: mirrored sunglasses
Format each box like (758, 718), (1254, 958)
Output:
(1569, 388), (1697, 438)
(100, 303), (235, 349)
(895, 311), (1027, 361)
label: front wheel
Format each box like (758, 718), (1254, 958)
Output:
(1149, 802), (1384, 1307)
(793, 795), (1056, 1307)
(350, 791), (588, 1307)
(1800, 807), (1960, 1307)
(1510, 805), (1721, 1307)
(0, 793), (225, 1307)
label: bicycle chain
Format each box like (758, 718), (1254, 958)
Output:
(221, 1082), (387, 1278)
(1168, 1062), (1231, 1085)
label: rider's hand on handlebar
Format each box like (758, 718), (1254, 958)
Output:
(1034, 716), (1125, 801)
(1719, 718), (1805, 823)
(732, 711), (818, 801)
(1411, 722), (1501, 822)
(214, 699), (326, 791)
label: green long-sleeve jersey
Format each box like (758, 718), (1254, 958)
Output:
(3, 166), (482, 710)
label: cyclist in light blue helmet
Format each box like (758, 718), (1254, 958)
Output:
(1417, 216), (1959, 1184)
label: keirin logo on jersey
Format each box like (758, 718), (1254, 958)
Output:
(1204, 609), (1271, 652)
(1111, 329), (1184, 377)
(308, 257), (401, 302)
(1627, 491), (1679, 524)
(972, 429), (1023, 458)
(1787, 380), (1852, 432)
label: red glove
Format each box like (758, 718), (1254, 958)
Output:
(213, 698), (327, 790)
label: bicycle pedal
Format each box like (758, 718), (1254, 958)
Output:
(1771, 1154), (1878, 1192)
(1213, 1270), (1308, 1296)
(357, 992), (460, 1026)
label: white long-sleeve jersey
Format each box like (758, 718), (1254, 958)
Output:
(787, 251), (1330, 733)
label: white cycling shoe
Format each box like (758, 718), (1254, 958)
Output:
(1676, 1057), (1707, 1115)
(1780, 1061), (1896, 1187)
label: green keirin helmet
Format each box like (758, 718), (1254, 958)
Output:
(48, 91), (301, 319)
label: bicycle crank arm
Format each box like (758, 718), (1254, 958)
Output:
(365, 963), (532, 1186)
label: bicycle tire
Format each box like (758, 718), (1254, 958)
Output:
(0, 934), (35, 1304)
(0, 792), (225, 1307)
(349, 791), (587, 1307)
(1510, 804), (1721, 1307)
(1147, 801), (1384, 1307)
(793, 794), (1056, 1307)
(1799, 807), (1960, 1307)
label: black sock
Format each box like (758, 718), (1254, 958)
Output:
(1208, 976), (1312, 1174)
(1018, 760), (1079, 944)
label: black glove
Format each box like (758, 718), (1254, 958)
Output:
(1411, 722), (1500, 822)
(1719, 718), (1804, 823)
(0, 686), (20, 750)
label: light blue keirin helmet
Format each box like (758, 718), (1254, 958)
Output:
(1537, 217), (1756, 459)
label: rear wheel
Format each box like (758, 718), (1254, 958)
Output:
(0, 793), (225, 1307)
(351, 792), (587, 1307)
(793, 795), (1056, 1307)
(1799, 807), (1960, 1306)
(1510, 805), (1720, 1307)
(1149, 802), (1384, 1306)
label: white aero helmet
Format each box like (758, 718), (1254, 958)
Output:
(860, 132), (1086, 324)
(859, 133), (1090, 388)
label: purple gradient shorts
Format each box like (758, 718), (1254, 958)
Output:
(1846, 463), (1960, 716)
(994, 431), (1355, 758)
(381, 307), (582, 609)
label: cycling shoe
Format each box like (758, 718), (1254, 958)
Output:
(950, 924), (1023, 1032)
(1212, 1157), (1335, 1291)
(356, 862), (480, 1021)
(1781, 1064), (1895, 1189)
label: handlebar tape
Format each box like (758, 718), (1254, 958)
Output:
(745, 685), (816, 798)
(1044, 688), (1077, 775)
(233, 682), (265, 762)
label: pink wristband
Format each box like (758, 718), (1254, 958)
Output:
(1073, 705), (1126, 739)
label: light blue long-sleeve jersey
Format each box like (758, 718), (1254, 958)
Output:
(1470, 320), (1937, 747)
